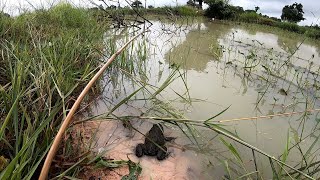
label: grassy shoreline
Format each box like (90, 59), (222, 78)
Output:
(0, 3), (106, 178)
(234, 12), (320, 39)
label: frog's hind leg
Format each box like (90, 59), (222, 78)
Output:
(135, 143), (145, 157)
(156, 146), (168, 160)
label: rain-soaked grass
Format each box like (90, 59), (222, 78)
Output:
(0, 3), (109, 179)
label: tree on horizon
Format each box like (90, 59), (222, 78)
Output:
(281, 2), (305, 23)
(131, 0), (143, 8)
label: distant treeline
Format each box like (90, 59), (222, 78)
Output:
(202, 0), (320, 39)
(87, 0), (320, 39)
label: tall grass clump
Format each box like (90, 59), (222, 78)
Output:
(0, 13), (11, 36)
(305, 28), (320, 39)
(142, 5), (202, 16)
(275, 21), (306, 33)
(0, 3), (105, 179)
(238, 12), (260, 23)
(173, 6), (201, 16)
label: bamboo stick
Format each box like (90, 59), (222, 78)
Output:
(39, 30), (147, 180)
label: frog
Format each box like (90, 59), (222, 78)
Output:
(135, 124), (174, 160)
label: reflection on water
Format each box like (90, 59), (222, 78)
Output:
(90, 18), (320, 179)
(165, 22), (231, 71)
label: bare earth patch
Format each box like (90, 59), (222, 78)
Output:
(73, 120), (205, 179)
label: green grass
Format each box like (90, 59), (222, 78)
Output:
(304, 27), (320, 39)
(275, 21), (305, 33)
(0, 3), (106, 179)
(238, 12), (260, 23)
(235, 12), (320, 39)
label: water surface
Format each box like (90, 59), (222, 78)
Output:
(90, 19), (320, 179)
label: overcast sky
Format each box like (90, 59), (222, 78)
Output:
(2, 0), (319, 25)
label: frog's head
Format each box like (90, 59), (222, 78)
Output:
(153, 123), (164, 131)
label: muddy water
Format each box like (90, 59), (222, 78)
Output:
(90, 19), (320, 179)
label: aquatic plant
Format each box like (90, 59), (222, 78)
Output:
(81, 18), (320, 179)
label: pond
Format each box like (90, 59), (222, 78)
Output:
(88, 18), (320, 179)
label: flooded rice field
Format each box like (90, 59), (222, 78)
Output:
(86, 18), (320, 179)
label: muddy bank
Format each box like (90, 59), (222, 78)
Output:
(83, 120), (209, 179)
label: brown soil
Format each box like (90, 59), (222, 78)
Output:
(78, 165), (129, 180)
(71, 120), (205, 180)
